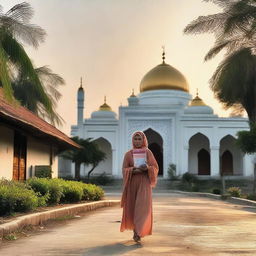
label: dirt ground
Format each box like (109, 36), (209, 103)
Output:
(1, 193), (256, 255)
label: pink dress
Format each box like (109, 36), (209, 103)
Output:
(120, 148), (159, 237)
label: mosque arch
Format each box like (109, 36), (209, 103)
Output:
(219, 135), (243, 175)
(198, 149), (210, 175)
(83, 137), (112, 176)
(144, 128), (163, 175)
(221, 150), (233, 175)
(188, 133), (210, 175)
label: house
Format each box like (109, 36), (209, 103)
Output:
(0, 89), (79, 180)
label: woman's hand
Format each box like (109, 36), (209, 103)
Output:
(132, 167), (143, 174)
(139, 164), (148, 172)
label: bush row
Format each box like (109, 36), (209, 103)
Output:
(179, 173), (256, 200)
(0, 178), (104, 216)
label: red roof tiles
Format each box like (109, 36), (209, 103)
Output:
(0, 89), (79, 150)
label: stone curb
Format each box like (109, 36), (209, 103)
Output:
(172, 190), (256, 207)
(0, 200), (120, 239)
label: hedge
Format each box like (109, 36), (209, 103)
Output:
(0, 178), (105, 216)
(0, 179), (38, 216)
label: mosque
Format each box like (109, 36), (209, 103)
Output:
(61, 51), (254, 179)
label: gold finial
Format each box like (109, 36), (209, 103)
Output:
(78, 77), (84, 91)
(196, 88), (199, 97)
(104, 95), (106, 104)
(130, 88), (136, 97)
(162, 45), (165, 64)
(80, 77), (83, 88)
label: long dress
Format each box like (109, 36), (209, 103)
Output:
(120, 148), (159, 237)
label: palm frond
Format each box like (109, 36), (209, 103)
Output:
(184, 13), (228, 34)
(210, 48), (256, 119)
(6, 2), (33, 23)
(223, 1), (256, 36)
(205, 40), (231, 60)
(203, 0), (234, 9)
(0, 46), (13, 100)
(205, 35), (252, 60)
(37, 102), (64, 126)
(2, 33), (59, 120)
(0, 3), (46, 48)
(36, 66), (65, 101)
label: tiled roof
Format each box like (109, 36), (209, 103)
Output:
(0, 89), (79, 150)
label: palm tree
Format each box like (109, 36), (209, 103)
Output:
(61, 137), (106, 181)
(184, 0), (256, 192)
(184, 0), (256, 127)
(0, 2), (63, 125)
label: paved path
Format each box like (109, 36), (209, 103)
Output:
(1, 193), (256, 255)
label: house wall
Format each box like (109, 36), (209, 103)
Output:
(26, 137), (58, 178)
(0, 126), (14, 179)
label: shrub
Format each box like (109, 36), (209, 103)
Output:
(212, 188), (221, 195)
(60, 180), (83, 203)
(191, 184), (199, 192)
(82, 183), (104, 201)
(246, 193), (256, 201)
(227, 187), (242, 198)
(221, 194), (231, 200)
(182, 172), (198, 184)
(47, 179), (63, 204)
(27, 178), (49, 196)
(167, 164), (178, 180)
(0, 183), (38, 216)
(88, 172), (114, 185)
(27, 178), (63, 205)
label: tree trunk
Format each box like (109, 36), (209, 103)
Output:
(221, 174), (226, 195)
(253, 163), (256, 194)
(75, 162), (81, 181)
(87, 165), (96, 181)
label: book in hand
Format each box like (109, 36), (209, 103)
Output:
(134, 157), (146, 168)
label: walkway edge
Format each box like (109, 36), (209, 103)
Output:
(0, 200), (120, 239)
(172, 190), (256, 207)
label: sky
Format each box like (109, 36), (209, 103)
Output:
(2, 0), (230, 134)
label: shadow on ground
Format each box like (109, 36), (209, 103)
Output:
(49, 241), (142, 255)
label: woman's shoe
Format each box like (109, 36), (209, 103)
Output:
(133, 231), (141, 242)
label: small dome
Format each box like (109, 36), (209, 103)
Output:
(91, 96), (116, 119)
(91, 110), (116, 119)
(128, 90), (139, 106)
(185, 93), (213, 114)
(190, 95), (206, 106)
(99, 102), (112, 111)
(140, 62), (189, 93)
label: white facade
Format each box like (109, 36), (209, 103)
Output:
(69, 60), (254, 179)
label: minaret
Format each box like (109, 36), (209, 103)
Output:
(77, 77), (84, 126)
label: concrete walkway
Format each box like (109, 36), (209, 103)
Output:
(1, 192), (256, 255)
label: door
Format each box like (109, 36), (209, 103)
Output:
(13, 132), (27, 180)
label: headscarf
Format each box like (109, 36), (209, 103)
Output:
(132, 131), (148, 149)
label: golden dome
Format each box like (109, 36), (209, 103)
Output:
(140, 62), (189, 93)
(99, 96), (112, 111)
(190, 91), (207, 106)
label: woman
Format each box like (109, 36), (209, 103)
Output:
(120, 131), (159, 242)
